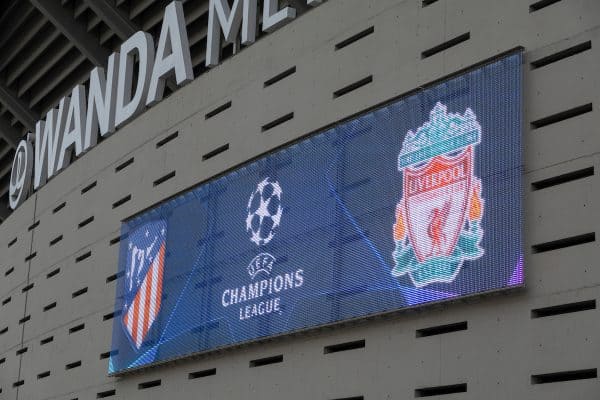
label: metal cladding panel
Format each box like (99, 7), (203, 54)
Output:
(109, 54), (523, 374)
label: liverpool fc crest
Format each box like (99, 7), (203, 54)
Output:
(392, 102), (484, 287)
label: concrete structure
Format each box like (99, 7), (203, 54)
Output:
(1, 0), (599, 399)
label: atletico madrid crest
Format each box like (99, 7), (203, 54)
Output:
(122, 220), (167, 350)
(392, 103), (484, 287)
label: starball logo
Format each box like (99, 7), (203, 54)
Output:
(246, 178), (283, 246)
(221, 178), (304, 321)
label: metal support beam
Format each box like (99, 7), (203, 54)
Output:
(0, 113), (21, 148)
(0, 155), (13, 178)
(0, 202), (10, 221)
(29, 0), (110, 67)
(82, 0), (138, 40)
(0, 186), (9, 202)
(0, 144), (12, 161)
(0, 82), (37, 131)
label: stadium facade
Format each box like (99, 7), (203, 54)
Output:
(0, 0), (599, 399)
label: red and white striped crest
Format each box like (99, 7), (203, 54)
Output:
(122, 243), (165, 349)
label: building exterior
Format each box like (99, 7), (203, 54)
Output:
(0, 0), (599, 399)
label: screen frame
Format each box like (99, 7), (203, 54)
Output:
(109, 47), (525, 376)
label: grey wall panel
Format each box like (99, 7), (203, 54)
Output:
(1, 0), (600, 398)
(526, 169), (595, 244)
(0, 291), (27, 355)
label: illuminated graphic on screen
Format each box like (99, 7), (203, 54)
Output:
(230, 177), (301, 321)
(392, 103), (484, 288)
(246, 178), (283, 246)
(121, 221), (167, 350)
(109, 52), (523, 374)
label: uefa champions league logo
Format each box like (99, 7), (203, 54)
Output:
(246, 178), (283, 246)
(392, 103), (485, 288)
(219, 176), (303, 321)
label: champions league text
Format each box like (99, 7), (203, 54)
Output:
(221, 269), (304, 320)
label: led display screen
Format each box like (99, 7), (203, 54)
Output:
(109, 52), (523, 374)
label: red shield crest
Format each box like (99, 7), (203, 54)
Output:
(403, 147), (472, 263)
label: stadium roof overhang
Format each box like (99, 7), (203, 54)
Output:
(0, 0), (310, 223)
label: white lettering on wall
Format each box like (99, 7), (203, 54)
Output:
(262, 0), (296, 33)
(34, 99), (68, 189)
(57, 85), (86, 171)
(85, 53), (120, 150)
(147, 1), (194, 106)
(11, 0), (323, 210)
(115, 31), (155, 127)
(206, 0), (257, 67)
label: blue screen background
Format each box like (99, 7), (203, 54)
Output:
(110, 53), (523, 374)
